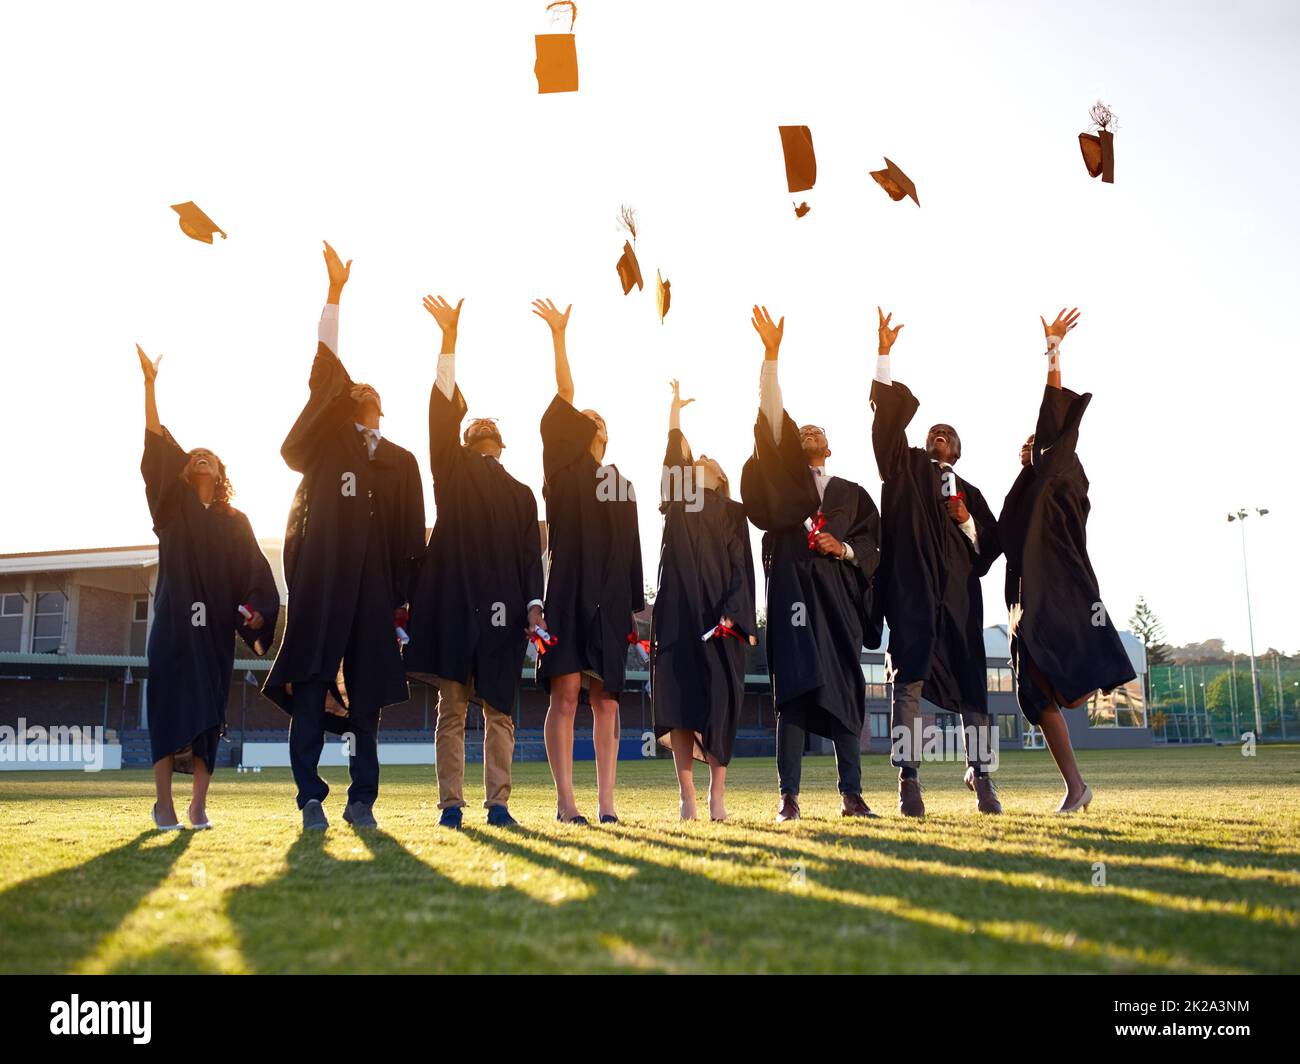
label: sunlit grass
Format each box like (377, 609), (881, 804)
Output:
(1, 745), (1297, 973)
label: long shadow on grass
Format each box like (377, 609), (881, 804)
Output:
(607, 823), (1296, 973)
(223, 827), (576, 973)
(0, 830), (193, 974)
(461, 825), (1189, 974)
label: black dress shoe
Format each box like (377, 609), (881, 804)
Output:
(599, 814), (619, 824)
(556, 812), (589, 825)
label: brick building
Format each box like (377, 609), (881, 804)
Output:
(0, 541), (1149, 768)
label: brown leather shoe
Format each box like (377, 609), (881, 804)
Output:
(898, 777), (925, 818)
(776, 793), (800, 823)
(840, 793), (880, 818)
(965, 766), (1002, 814)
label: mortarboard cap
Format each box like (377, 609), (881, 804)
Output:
(171, 201), (227, 243)
(869, 158), (919, 206)
(535, 2), (579, 94)
(616, 240), (643, 295)
(778, 126), (816, 194)
(1078, 128), (1115, 183)
(656, 270), (671, 323)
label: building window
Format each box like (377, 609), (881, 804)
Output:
(1087, 678), (1147, 728)
(129, 596), (150, 656)
(986, 666), (1013, 692)
(0, 592), (23, 652)
(863, 662), (889, 701)
(998, 714), (1019, 742)
(30, 591), (66, 654)
(869, 712), (890, 739)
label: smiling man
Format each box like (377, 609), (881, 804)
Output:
(741, 305), (882, 823)
(263, 242), (426, 832)
(870, 307), (1002, 816)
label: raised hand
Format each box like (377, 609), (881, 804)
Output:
(136, 344), (163, 384)
(1041, 307), (1081, 343)
(323, 241), (352, 296)
(878, 306), (904, 356)
(423, 295), (463, 335)
(670, 378), (695, 412)
(531, 297), (571, 334)
(751, 305), (784, 357)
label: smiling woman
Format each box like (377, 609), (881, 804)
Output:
(137, 344), (280, 831)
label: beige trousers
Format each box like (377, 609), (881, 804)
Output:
(434, 675), (515, 809)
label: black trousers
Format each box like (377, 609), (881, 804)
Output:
(775, 714), (862, 796)
(287, 680), (380, 809)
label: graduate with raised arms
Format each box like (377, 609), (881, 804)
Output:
(532, 298), (644, 825)
(136, 345), (279, 830)
(650, 379), (757, 822)
(870, 307), (1002, 816)
(740, 306), (882, 822)
(998, 308), (1136, 812)
(404, 293), (545, 829)
(264, 242), (426, 832)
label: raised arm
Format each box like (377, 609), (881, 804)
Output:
(137, 345), (163, 436)
(281, 243), (356, 472)
(424, 294), (463, 398)
(874, 305), (904, 386)
(751, 304), (785, 444)
(869, 306), (915, 478)
(424, 294), (466, 480)
(531, 298), (574, 403)
(1041, 307), (1080, 390)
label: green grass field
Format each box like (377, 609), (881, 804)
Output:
(1, 746), (1297, 974)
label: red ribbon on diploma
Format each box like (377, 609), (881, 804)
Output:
(805, 510), (827, 551)
(628, 631), (650, 663)
(530, 624), (558, 657)
(701, 623), (742, 642)
(394, 606), (410, 647)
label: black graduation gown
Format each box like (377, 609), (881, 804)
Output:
(142, 428), (280, 772)
(538, 395), (644, 694)
(998, 385), (1136, 721)
(263, 341), (426, 727)
(650, 428), (757, 764)
(405, 380), (543, 713)
(870, 378), (1000, 720)
(740, 409), (881, 739)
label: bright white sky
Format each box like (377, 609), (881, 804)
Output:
(2, 1), (1296, 653)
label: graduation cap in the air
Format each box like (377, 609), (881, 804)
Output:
(869, 158), (919, 206)
(778, 126), (816, 194)
(656, 270), (671, 323)
(534, 1), (579, 94)
(793, 201), (811, 218)
(171, 201), (227, 243)
(616, 240), (643, 295)
(1079, 101), (1117, 183)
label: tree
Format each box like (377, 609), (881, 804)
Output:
(1130, 596), (1172, 704)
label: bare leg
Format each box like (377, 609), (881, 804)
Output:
(707, 755), (727, 821)
(544, 672), (582, 819)
(590, 677), (620, 820)
(152, 757), (178, 825)
(188, 757), (212, 825)
(670, 729), (697, 820)
(1038, 703), (1087, 809)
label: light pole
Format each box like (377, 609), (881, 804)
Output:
(1227, 507), (1268, 738)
